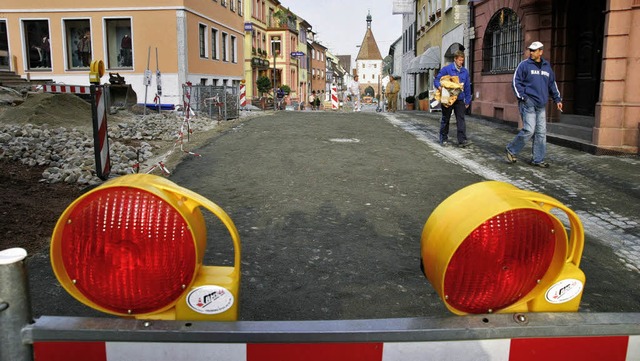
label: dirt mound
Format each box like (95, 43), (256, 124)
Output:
(0, 92), (92, 128)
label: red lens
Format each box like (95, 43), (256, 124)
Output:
(60, 187), (197, 314)
(444, 209), (556, 314)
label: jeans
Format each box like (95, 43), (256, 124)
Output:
(507, 99), (547, 163)
(439, 99), (467, 143)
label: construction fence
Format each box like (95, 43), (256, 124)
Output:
(184, 84), (240, 121)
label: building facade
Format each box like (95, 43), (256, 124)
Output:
(2, 0), (246, 105)
(471, 0), (639, 154)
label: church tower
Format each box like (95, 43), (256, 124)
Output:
(355, 11), (383, 100)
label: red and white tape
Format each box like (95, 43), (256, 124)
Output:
(42, 84), (91, 94)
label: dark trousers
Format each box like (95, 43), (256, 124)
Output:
(439, 99), (467, 143)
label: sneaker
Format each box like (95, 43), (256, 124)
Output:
(440, 140), (450, 147)
(505, 147), (517, 163)
(530, 161), (550, 168)
(458, 140), (473, 148)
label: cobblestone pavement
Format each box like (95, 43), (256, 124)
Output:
(384, 110), (640, 273)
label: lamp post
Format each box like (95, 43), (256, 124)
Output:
(271, 36), (279, 110)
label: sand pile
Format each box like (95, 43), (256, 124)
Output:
(0, 92), (92, 128)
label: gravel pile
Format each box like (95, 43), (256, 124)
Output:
(0, 112), (217, 186)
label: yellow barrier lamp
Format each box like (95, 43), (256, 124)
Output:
(89, 59), (104, 84)
(421, 181), (585, 315)
(50, 174), (241, 321)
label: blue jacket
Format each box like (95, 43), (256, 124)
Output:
(512, 57), (561, 107)
(434, 63), (472, 105)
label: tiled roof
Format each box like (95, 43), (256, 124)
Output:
(356, 28), (383, 61)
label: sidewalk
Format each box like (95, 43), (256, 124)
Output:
(386, 110), (640, 273)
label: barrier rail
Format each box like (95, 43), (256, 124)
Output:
(22, 314), (640, 361)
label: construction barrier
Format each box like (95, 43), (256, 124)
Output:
(41, 84), (91, 95)
(331, 84), (338, 110)
(240, 82), (246, 108)
(22, 314), (640, 361)
(90, 85), (111, 180)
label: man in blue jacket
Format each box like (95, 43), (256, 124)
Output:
(506, 41), (563, 168)
(434, 50), (472, 147)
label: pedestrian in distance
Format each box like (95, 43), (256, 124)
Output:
(276, 87), (285, 110)
(349, 75), (361, 112)
(309, 90), (316, 110)
(385, 75), (400, 112)
(434, 50), (472, 147)
(506, 41), (563, 168)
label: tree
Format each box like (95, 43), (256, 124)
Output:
(280, 85), (291, 95)
(256, 76), (272, 96)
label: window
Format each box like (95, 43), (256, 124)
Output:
(199, 24), (207, 58)
(230, 0), (235, 11)
(221, 0), (227, 6)
(222, 32), (228, 61)
(105, 18), (132, 69)
(211, 28), (219, 60)
(0, 21), (8, 70)
(238, 0), (243, 16)
(23, 19), (52, 70)
(231, 35), (237, 63)
(62, 19), (90, 69)
(482, 8), (522, 73)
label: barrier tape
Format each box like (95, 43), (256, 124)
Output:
(139, 82), (201, 176)
(42, 84), (91, 95)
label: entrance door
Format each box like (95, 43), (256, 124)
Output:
(0, 21), (9, 70)
(568, 0), (605, 116)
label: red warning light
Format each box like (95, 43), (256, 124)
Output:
(59, 187), (198, 314)
(443, 209), (556, 314)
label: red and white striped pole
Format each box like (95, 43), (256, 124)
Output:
(331, 83), (338, 110)
(240, 80), (247, 108)
(90, 85), (110, 180)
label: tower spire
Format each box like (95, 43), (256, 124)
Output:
(367, 10), (372, 29)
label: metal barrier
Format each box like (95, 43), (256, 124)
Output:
(185, 84), (239, 121)
(2, 247), (640, 361)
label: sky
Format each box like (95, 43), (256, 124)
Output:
(279, 0), (403, 70)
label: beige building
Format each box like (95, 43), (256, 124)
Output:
(1, 1), (245, 105)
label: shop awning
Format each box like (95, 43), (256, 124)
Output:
(406, 57), (421, 74)
(409, 46), (440, 73)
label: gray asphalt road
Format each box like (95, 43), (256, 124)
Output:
(26, 108), (640, 320)
(167, 109), (640, 320)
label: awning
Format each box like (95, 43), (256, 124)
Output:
(416, 46), (440, 72)
(406, 57), (421, 74)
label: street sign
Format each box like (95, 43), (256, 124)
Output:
(290, 51), (305, 57)
(244, 22), (253, 31)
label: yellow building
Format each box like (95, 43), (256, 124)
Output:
(1, 1), (245, 105)
(243, 1), (307, 106)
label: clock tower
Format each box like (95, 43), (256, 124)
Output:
(355, 11), (383, 100)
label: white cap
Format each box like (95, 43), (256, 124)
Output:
(528, 41), (544, 50)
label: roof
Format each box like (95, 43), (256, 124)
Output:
(356, 28), (383, 61)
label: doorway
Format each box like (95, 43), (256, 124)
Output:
(561, 0), (605, 116)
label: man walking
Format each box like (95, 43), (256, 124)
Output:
(434, 50), (472, 147)
(385, 75), (400, 112)
(349, 75), (361, 112)
(506, 41), (563, 168)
